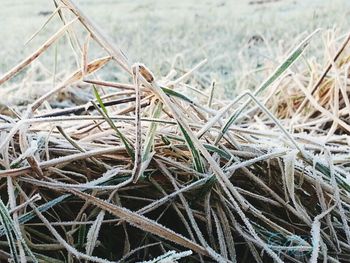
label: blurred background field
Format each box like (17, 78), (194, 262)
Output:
(1, 0), (350, 97)
(2, 1), (350, 262)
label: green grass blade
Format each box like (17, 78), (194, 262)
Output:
(0, 202), (19, 262)
(218, 29), (320, 141)
(0, 199), (38, 262)
(77, 214), (87, 250)
(0, 175), (132, 238)
(303, 153), (350, 192)
(159, 134), (230, 161)
(178, 123), (205, 173)
(203, 144), (231, 160)
(143, 101), (163, 161)
(160, 86), (195, 104)
(17, 194), (69, 230)
(92, 88), (135, 160)
(93, 86), (108, 115)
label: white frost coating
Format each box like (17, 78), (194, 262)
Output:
(310, 219), (321, 263)
(138, 250), (192, 263)
(283, 149), (309, 220)
(86, 210), (105, 256)
(212, 209), (228, 259)
(10, 139), (38, 167)
(23, 167), (121, 190)
(284, 150), (296, 200)
(310, 205), (335, 263)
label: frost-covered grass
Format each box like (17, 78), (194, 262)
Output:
(1, 0), (350, 97)
(1, 0), (350, 262)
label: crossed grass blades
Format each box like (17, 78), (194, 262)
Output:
(1, 0), (350, 262)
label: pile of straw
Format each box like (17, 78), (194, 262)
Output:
(1, 0), (350, 262)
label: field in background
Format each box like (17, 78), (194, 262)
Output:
(1, 0), (350, 97)
(1, 1), (350, 262)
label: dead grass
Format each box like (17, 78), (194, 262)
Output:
(1, 0), (350, 262)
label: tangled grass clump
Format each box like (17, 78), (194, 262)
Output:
(1, 1), (350, 262)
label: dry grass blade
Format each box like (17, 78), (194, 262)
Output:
(131, 64), (143, 183)
(59, 188), (209, 256)
(0, 18), (77, 85)
(59, 0), (131, 73)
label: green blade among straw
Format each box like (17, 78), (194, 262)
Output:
(0, 199), (38, 263)
(217, 29), (320, 143)
(93, 86), (135, 160)
(178, 123), (205, 173)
